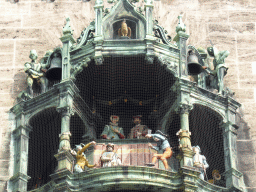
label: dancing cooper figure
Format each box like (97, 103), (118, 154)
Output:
(145, 130), (173, 170)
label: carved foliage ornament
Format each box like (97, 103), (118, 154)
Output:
(153, 20), (172, 46)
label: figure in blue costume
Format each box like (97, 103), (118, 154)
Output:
(145, 130), (173, 170)
(101, 115), (125, 140)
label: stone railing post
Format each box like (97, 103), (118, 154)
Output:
(144, 0), (155, 64)
(94, 0), (104, 65)
(60, 17), (76, 80)
(174, 15), (189, 79)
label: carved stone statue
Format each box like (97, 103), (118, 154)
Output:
(100, 115), (125, 140)
(101, 143), (122, 167)
(192, 146), (209, 180)
(73, 141), (97, 173)
(145, 130), (173, 170)
(118, 19), (131, 38)
(205, 46), (230, 95)
(24, 50), (49, 97)
(129, 115), (150, 139)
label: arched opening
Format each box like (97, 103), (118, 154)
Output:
(75, 56), (176, 139)
(189, 104), (225, 187)
(27, 108), (61, 191)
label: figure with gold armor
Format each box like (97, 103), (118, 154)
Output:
(74, 141), (97, 173)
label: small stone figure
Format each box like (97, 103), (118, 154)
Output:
(192, 146), (209, 180)
(101, 115), (125, 140)
(74, 141), (97, 173)
(24, 50), (49, 97)
(129, 115), (150, 139)
(101, 143), (122, 167)
(205, 46), (230, 95)
(145, 130), (173, 170)
(118, 19), (131, 38)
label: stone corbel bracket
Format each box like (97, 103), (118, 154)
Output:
(71, 57), (91, 78)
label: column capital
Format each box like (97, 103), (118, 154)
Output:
(56, 106), (74, 117)
(13, 125), (32, 138)
(220, 121), (238, 135)
(175, 103), (193, 114)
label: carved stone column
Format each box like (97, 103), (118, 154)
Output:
(94, 0), (104, 65)
(9, 113), (31, 192)
(60, 17), (76, 80)
(51, 80), (77, 181)
(176, 104), (193, 167)
(221, 97), (247, 191)
(222, 121), (247, 191)
(174, 15), (189, 79)
(175, 103), (199, 192)
(144, 0), (155, 64)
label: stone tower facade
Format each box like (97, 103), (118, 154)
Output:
(0, 0), (256, 191)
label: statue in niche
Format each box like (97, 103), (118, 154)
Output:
(73, 141), (97, 173)
(101, 115), (125, 140)
(100, 143), (122, 167)
(129, 115), (150, 139)
(204, 45), (230, 95)
(145, 130), (173, 170)
(118, 19), (131, 39)
(24, 50), (50, 97)
(192, 146), (209, 180)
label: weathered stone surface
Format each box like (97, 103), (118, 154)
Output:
(0, 54), (13, 68)
(209, 23), (231, 34)
(232, 89), (254, 103)
(237, 140), (255, 154)
(247, 188), (256, 192)
(0, 180), (7, 192)
(0, 160), (9, 177)
(237, 35), (256, 49)
(0, 80), (14, 94)
(0, 41), (14, 53)
(0, 15), (21, 28)
(0, 95), (14, 107)
(0, 28), (42, 39)
(238, 49), (256, 62)
(238, 154), (255, 171)
(229, 11), (256, 22)
(0, 2), (30, 15)
(243, 171), (256, 187)
(231, 23), (255, 35)
(0, 68), (14, 80)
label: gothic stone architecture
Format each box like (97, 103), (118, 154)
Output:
(2, 0), (255, 192)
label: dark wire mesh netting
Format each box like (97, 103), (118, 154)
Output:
(189, 105), (226, 187)
(26, 56), (228, 190)
(27, 108), (61, 190)
(74, 56), (176, 139)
